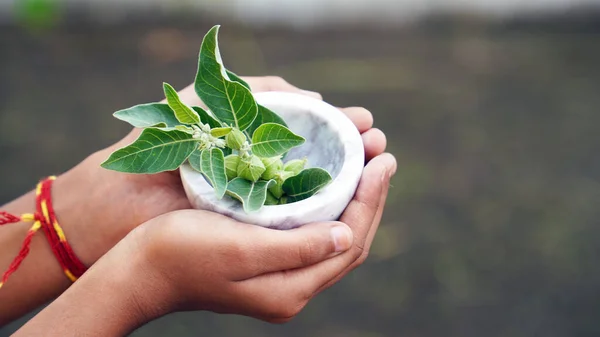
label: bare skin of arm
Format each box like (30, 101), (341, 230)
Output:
(0, 76), (386, 326)
(14, 153), (396, 336)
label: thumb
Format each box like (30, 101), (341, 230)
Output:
(249, 222), (353, 275)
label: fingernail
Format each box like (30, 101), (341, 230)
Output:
(331, 225), (353, 252)
(300, 90), (322, 100)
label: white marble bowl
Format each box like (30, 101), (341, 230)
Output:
(180, 91), (364, 230)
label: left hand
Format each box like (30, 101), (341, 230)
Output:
(55, 76), (387, 267)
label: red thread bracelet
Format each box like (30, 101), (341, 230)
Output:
(0, 176), (87, 289)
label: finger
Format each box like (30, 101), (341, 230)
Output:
(340, 152), (395, 248)
(314, 159), (396, 294)
(236, 222), (353, 279)
(242, 76), (322, 100)
(338, 107), (374, 133)
(360, 154), (397, 253)
(362, 128), (387, 162)
(361, 170), (393, 255)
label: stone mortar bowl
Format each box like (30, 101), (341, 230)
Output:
(180, 91), (364, 230)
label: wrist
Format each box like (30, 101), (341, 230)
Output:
(16, 228), (174, 336)
(51, 148), (132, 266)
(51, 155), (103, 267)
(120, 226), (177, 322)
(89, 227), (177, 330)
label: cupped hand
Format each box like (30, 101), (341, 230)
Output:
(91, 151), (396, 324)
(56, 76), (387, 267)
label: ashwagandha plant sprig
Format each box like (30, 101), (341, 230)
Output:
(101, 25), (332, 212)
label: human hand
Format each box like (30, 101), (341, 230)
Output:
(132, 153), (396, 323)
(54, 76), (386, 267)
(15, 152), (396, 336)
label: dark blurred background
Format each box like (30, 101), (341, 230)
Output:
(2, 0), (600, 336)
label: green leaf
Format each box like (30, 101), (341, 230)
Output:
(194, 25), (258, 130)
(163, 82), (201, 125)
(188, 148), (202, 172)
(226, 70), (251, 90)
(192, 106), (221, 128)
(200, 148), (228, 199)
(101, 129), (197, 174)
(113, 103), (180, 129)
(175, 125), (195, 134)
(251, 123), (305, 157)
(282, 168), (333, 203)
(222, 147), (232, 156)
(246, 104), (287, 137)
(210, 127), (232, 138)
(226, 178), (275, 213)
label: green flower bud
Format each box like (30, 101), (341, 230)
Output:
(268, 180), (284, 199)
(277, 170), (296, 182)
(283, 158), (307, 175)
(267, 170), (294, 199)
(260, 156), (283, 180)
(210, 127), (232, 138)
(237, 155), (265, 182)
(226, 128), (246, 150)
(264, 191), (279, 206)
(224, 154), (240, 181)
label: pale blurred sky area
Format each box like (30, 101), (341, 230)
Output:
(1, 0), (600, 25)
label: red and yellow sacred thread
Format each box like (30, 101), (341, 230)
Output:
(0, 176), (87, 289)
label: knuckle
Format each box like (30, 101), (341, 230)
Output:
(278, 301), (306, 320)
(297, 236), (317, 266)
(264, 301), (300, 320)
(355, 196), (381, 216)
(357, 249), (370, 265)
(226, 243), (257, 270)
(266, 76), (287, 87)
(260, 288), (308, 320)
(267, 75), (285, 82)
(351, 241), (368, 262)
(259, 285), (310, 322)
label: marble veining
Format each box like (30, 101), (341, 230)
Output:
(180, 91), (365, 230)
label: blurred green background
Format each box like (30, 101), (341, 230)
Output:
(2, 0), (600, 336)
